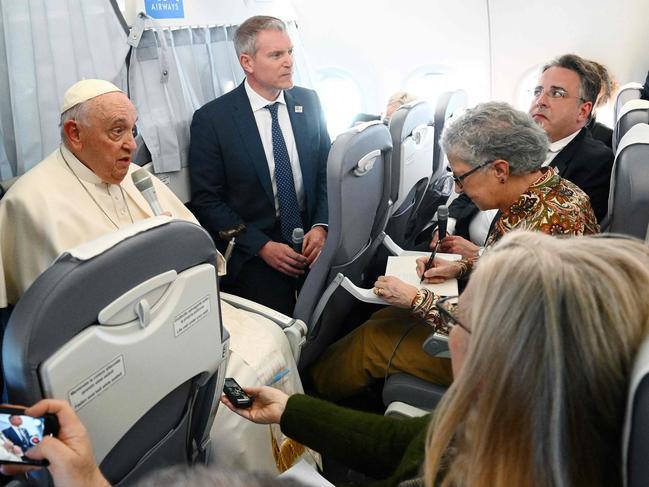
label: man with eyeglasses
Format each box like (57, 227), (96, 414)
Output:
(529, 53), (613, 221)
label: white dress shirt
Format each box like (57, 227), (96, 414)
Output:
(543, 128), (581, 167)
(244, 80), (305, 217)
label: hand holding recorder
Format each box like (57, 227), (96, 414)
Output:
(0, 400), (109, 487)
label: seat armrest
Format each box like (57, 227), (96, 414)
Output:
(220, 292), (294, 327)
(381, 233), (405, 255)
(422, 332), (450, 358)
(339, 274), (386, 304)
(219, 292), (307, 361)
(384, 401), (430, 418)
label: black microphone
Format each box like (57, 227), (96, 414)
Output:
(437, 205), (448, 241)
(131, 169), (163, 216)
(292, 227), (304, 254)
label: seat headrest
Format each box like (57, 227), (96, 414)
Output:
(617, 123), (649, 155)
(618, 99), (649, 121)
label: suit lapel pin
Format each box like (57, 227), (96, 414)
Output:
(295, 105), (303, 113)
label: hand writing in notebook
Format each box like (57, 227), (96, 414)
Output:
(416, 255), (462, 284)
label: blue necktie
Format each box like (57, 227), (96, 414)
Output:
(266, 103), (303, 243)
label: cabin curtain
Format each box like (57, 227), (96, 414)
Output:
(128, 17), (314, 174)
(0, 0), (129, 180)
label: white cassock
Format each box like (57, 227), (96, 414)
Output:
(0, 145), (199, 308)
(0, 145), (310, 470)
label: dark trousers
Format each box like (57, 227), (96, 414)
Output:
(221, 256), (298, 316)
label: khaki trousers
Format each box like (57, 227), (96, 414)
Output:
(308, 306), (453, 401)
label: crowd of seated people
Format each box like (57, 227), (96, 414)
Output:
(408, 54), (615, 263)
(308, 100), (599, 401)
(1, 8), (647, 487)
(8, 230), (649, 487)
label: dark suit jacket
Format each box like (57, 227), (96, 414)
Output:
(550, 127), (614, 222)
(586, 117), (613, 149)
(189, 82), (330, 279)
(3, 427), (31, 452)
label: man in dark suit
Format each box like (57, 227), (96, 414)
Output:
(3, 415), (32, 453)
(189, 16), (330, 315)
(529, 54), (613, 222)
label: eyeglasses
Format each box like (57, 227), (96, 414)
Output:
(453, 160), (494, 189)
(531, 87), (586, 103)
(437, 296), (471, 334)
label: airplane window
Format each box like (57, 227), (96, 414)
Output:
(316, 69), (364, 138)
(404, 67), (452, 107)
(515, 65), (542, 110)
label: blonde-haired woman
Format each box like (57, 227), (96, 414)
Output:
(425, 231), (649, 487)
(223, 231), (649, 487)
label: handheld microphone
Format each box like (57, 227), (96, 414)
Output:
(437, 205), (449, 241)
(292, 227), (304, 254)
(131, 169), (163, 216)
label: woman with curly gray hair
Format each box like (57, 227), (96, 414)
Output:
(307, 101), (601, 403)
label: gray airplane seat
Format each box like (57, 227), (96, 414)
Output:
(623, 333), (649, 487)
(622, 332), (649, 487)
(383, 100), (435, 247)
(403, 90), (467, 247)
(3, 217), (229, 486)
(293, 121), (393, 369)
(382, 373), (447, 415)
(605, 123), (649, 238)
(614, 100), (649, 152)
(614, 83), (645, 152)
(381, 330), (450, 417)
(432, 89), (467, 178)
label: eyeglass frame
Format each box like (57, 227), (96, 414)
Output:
(531, 86), (587, 103)
(436, 295), (471, 334)
(453, 160), (494, 189)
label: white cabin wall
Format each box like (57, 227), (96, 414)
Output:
(294, 0), (648, 128)
(122, 0), (648, 129)
(292, 0), (491, 115)
(490, 0), (649, 111)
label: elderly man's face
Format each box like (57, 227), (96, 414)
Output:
(72, 92), (138, 184)
(529, 67), (592, 143)
(241, 29), (294, 100)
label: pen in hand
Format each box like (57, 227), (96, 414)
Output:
(422, 206), (447, 283)
(420, 241), (439, 283)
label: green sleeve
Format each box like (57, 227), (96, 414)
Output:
(280, 394), (430, 479)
